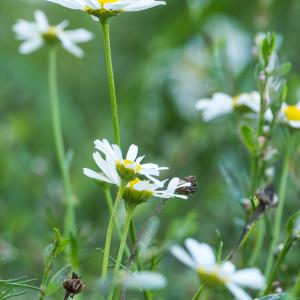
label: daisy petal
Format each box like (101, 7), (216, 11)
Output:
(232, 268), (265, 289)
(185, 239), (216, 269)
(226, 283), (252, 300)
(170, 245), (195, 269)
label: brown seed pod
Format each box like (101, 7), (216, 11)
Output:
(63, 272), (85, 300)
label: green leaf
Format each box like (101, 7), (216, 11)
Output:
(286, 211), (300, 238)
(271, 62), (291, 77)
(239, 124), (258, 155)
(45, 265), (71, 296)
(258, 293), (287, 300)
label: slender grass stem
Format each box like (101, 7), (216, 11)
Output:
(263, 236), (293, 295)
(108, 207), (134, 300)
(101, 183), (126, 278)
(265, 133), (294, 278)
(192, 285), (205, 300)
(289, 271), (300, 299)
(48, 47), (78, 270)
(101, 19), (121, 146)
(103, 185), (130, 257)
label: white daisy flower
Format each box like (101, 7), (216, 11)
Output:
(45, 0), (166, 20)
(83, 139), (168, 185)
(13, 10), (93, 57)
(195, 91), (273, 122)
(279, 102), (300, 128)
(170, 238), (265, 300)
(123, 177), (190, 207)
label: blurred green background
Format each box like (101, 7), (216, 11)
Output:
(1, 0), (300, 299)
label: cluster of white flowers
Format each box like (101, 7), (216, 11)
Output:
(195, 91), (300, 129)
(84, 139), (190, 206)
(13, 10), (93, 57)
(195, 91), (273, 122)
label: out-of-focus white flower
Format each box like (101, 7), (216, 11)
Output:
(123, 177), (190, 206)
(195, 91), (273, 122)
(13, 10), (93, 57)
(170, 238), (265, 300)
(45, 0), (165, 20)
(83, 139), (168, 185)
(119, 271), (166, 290)
(279, 102), (300, 128)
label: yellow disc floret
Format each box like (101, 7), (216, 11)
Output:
(284, 105), (300, 121)
(98, 0), (118, 4)
(197, 267), (229, 288)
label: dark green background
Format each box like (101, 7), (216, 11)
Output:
(0, 0), (300, 298)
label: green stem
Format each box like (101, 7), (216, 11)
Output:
(101, 19), (121, 146)
(263, 236), (293, 295)
(249, 219), (265, 266)
(265, 134), (294, 278)
(192, 285), (205, 300)
(289, 271), (300, 299)
(101, 183), (126, 278)
(48, 47), (78, 270)
(108, 207), (134, 300)
(103, 185), (130, 257)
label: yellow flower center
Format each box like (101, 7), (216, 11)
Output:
(128, 178), (141, 188)
(98, 0), (118, 3)
(197, 267), (229, 287)
(284, 105), (300, 121)
(123, 160), (142, 172)
(232, 95), (239, 108)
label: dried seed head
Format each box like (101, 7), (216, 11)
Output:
(256, 184), (278, 208)
(175, 176), (198, 195)
(63, 273), (85, 299)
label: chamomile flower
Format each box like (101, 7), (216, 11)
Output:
(170, 239), (265, 300)
(84, 139), (168, 184)
(45, 0), (166, 20)
(123, 177), (190, 207)
(13, 10), (93, 57)
(195, 91), (273, 121)
(280, 102), (300, 128)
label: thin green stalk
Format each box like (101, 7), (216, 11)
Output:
(289, 271), (300, 299)
(263, 236), (293, 295)
(101, 19), (120, 146)
(108, 207), (134, 300)
(265, 134), (294, 278)
(192, 285), (205, 300)
(103, 185), (130, 257)
(129, 219), (151, 300)
(101, 183), (126, 278)
(249, 219), (265, 265)
(48, 47), (78, 270)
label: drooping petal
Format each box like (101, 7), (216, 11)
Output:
(185, 239), (216, 269)
(121, 271), (166, 290)
(231, 268), (265, 289)
(170, 245), (196, 269)
(226, 283), (252, 300)
(63, 28), (94, 43)
(19, 38), (43, 54)
(58, 31), (84, 57)
(83, 168), (114, 184)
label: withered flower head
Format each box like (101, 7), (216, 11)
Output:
(256, 184), (278, 208)
(175, 176), (198, 196)
(63, 272), (85, 300)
